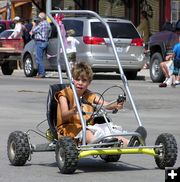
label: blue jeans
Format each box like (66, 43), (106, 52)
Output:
(35, 40), (48, 76)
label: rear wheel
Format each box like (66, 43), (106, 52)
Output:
(100, 154), (121, 162)
(150, 53), (164, 82)
(124, 71), (137, 80)
(7, 131), (30, 166)
(154, 133), (177, 169)
(55, 137), (79, 174)
(100, 138), (121, 162)
(1, 61), (14, 75)
(23, 54), (37, 77)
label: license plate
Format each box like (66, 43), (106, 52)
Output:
(116, 47), (123, 52)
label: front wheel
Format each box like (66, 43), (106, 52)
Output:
(23, 54), (37, 77)
(55, 137), (79, 174)
(7, 131), (30, 166)
(150, 53), (164, 82)
(154, 133), (177, 169)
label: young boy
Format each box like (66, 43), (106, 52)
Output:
(55, 62), (129, 145)
(66, 29), (80, 66)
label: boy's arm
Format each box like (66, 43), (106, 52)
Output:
(59, 96), (77, 121)
(94, 95), (124, 110)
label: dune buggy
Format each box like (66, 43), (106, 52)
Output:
(7, 2), (178, 174)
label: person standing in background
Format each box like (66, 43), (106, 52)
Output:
(137, 11), (150, 69)
(9, 16), (25, 39)
(30, 12), (51, 78)
(66, 29), (80, 67)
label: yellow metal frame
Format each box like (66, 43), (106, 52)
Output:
(79, 148), (157, 159)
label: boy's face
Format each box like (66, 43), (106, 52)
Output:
(73, 75), (90, 95)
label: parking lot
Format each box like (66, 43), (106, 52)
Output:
(0, 69), (180, 182)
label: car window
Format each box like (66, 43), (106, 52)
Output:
(0, 23), (6, 34)
(62, 20), (83, 36)
(91, 22), (140, 39)
(0, 30), (12, 38)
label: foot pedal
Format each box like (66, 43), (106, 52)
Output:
(128, 126), (147, 147)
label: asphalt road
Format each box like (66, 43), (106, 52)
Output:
(0, 69), (180, 182)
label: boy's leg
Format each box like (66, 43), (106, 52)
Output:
(86, 130), (95, 144)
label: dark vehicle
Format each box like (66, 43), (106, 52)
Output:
(149, 20), (180, 82)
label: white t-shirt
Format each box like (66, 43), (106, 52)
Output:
(66, 36), (80, 54)
(10, 22), (23, 38)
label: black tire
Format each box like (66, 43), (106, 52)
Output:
(55, 137), (79, 174)
(1, 62), (14, 75)
(124, 71), (138, 80)
(7, 131), (30, 166)
(23, 54), (37, 77)
(154, 133), (177, 169)
(100, 154), (121, 162)
(150, 52), (164, 82)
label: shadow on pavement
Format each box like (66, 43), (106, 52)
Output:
(93, 73), (145, 81)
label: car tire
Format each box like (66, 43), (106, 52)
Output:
(154, 133), (177, 169)
(7, 131), (30, 166)
(100, 154), (121, 162)
(55, 137), (79, 174)
(124, 71), (137, 80)
(1, 61), (14, 75)
(150, 53), (164, 82)
(23, 54), (37, 77)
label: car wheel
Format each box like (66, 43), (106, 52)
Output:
(1, 61), (14, 75)
(150, 53), (164, 82)
(7, 131), (30, 166)
(23, 54), (37, 77)
(154, 133), (177, 169)
(55, 137), (79, 174)
(124, 71), (137, 80)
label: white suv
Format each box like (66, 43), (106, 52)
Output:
(21, 17), (145, 79)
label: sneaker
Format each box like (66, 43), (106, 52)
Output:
(171, 83), (176, 88)
(159, 83), (167, 87)
(166, 76), (173, 86)
(163, 77), (168, 83)
(128, 126), (147, 147)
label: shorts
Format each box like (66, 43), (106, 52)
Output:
(173, 67), (179, 76)
(67, 52), (76, 62)
(75, 123), (124, 143)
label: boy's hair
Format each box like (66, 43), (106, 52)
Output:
(72, 62), (93, 82)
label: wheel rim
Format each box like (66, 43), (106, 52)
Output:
(152, 59), (160, 79)
(9, 141), (16, 161)
(58, 147), (65, 169)
(24, 58), (32, 75)
(158, 143), (165, 159)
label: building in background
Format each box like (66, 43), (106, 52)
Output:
(0, 0), (179, 33)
